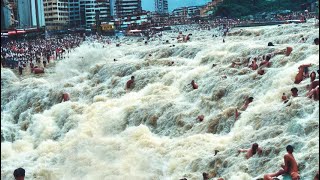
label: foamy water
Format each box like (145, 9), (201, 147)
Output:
(1, 22), (319, 180)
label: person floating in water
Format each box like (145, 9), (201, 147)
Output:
(307, 85), (319, 101)
(291, 87), (299, 97)
(235, 97), (254, 120)
(13, 168), (25, 180)
(238, 143), (263, 159)
(263, 145), (300, 180)
(191, 80), (198, 90)
(126, 76), (135, 91)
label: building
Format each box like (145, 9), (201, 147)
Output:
(1, 0), (13, 30)
(17, 0), (45, 28)
(80, 0), (111, 29)
(155, 0), (168, 14)
(115, 0), (142, 18)
(43, 0), (69, 30)
(68, 0), (81, 28)
(186, 6), (202, 18)
(172, 7), (187, 17)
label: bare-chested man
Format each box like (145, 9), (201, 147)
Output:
(238, 143), (263, 159)
(235, 97), (254, 120)
(249, 58), (258, 70)
(264, 145), (300, 180)
(307, 86), (319, 101)
(295, 64), (312, 84)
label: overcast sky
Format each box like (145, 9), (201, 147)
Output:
(142, 0), (211, 12)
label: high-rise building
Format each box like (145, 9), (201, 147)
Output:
(155, 0), (168, 14)
(1, 0), (13, 29)
(43, 0), (69, 30)
(68, 0), (81, 28)
(80, 0), (110, 29)
(115, 0), (141, 17)
(17, 0), (45, 28)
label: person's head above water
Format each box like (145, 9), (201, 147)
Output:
(314, 38), (319, 45)
(13, 168), (25, 180)
(268, 42), (274, 46)
(252, 143), (259, 154)
(131, 76), (135, 80)
(286, 145), (294, 153)
(248, 97), (254, 102)
(266, 55), (271, 61)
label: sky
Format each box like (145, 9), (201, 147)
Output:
(142, 0), (211, 12)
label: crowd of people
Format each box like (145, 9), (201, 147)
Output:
(1, 34), (84, 76)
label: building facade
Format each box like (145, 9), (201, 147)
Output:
(155, 0), (168, 14)
(68, 0), (81, 28)
(17, 0), (45, 28)
(115, 0), (141, 18)
(43, 0), (69, 30)
(80, 0), (111, 29)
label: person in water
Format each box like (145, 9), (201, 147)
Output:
(314, 38), (319, 45)
(238, 143), (263, 159)
(307, 85), (319, 101)
(282, 93), (288, 103)
(310, 71), (317, 82)
(235, 97), (254, 120)
(263, 145), (300, 180)
(13, 168), (25, 180)
(197, 115), (204, 122)
(62, 93), (70, 102)
(249, 59), (258, 70)
(260, 55), (272, 68)
(291, 87), (299, 97)
(315, 171), (319, 180)
(191, 80), (198, 90)
(202, 172), (223, 180)
(126, 76), (135, 90)
(295, 64), (312, 84)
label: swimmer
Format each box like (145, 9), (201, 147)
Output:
(314, 38), (319, 45)
(13, 168), (25, 180)
(307, 85), (319, 101)
(291, 87), (299, 97)
(260, 55), (272, 68)
(126, 76), (135, 90)
(274, 47), (293, 56)
(191, 80), (198, 90)
(62, 93), (70, 102)
(235, 97), (254, 120)
(238, 143), (263, 159)
(282, 93), (288, 102)
(258, 69), (265, 75)
(249, 59), (258, 70)
(197, 115), (204, 122)
(295, 64), (312, 84)
(263, 145), (300, 180)
(310, 71), (316, 82)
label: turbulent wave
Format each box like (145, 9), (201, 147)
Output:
(1, 22), (319, 180)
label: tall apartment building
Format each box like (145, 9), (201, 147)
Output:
(155, 0), (168, 14)
(68, 0), (81, 28)
(80, 0), (110, 29)
(17, 0), (45, 28)
(115, 0), (142, 17)
(43, 0), (69, 30)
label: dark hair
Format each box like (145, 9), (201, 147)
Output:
(252, 143), (259, 154)
(286, 145), (294, 153)
(291, 87), (298, 92)
(268, 42), (274, 46)
(13, 168), (25, 178)
(248, 97), (254, 101)
(131, 76), (135, 79)
(266, 55), (271, 61)
(314, 38), (319, 44)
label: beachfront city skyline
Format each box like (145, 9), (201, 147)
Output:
(142, 0), (211, 11)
